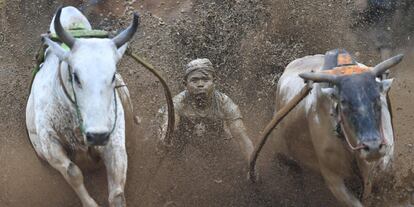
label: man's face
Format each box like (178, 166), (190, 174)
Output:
(186, 70), (215, 101)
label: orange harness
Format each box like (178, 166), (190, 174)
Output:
(322, 65), (372, 76)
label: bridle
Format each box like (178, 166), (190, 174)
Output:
(336, 104), (387, 151)
(58, 63), (118, 136)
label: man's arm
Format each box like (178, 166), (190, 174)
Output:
(218, 92), (254, 166)
(158, 92), (187, 144)
(228, 119), (254, 166)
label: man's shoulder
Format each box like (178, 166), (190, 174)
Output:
(213, 91), (242, 120)
(172, 90), (189, 112)
(174, 90), (189, 102)
(214, 91), (233, 103)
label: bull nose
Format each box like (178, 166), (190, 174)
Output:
(86, 132), (110, 146)
(361, 140), (384, 152)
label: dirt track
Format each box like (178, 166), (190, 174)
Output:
(1, 0), (414, 206)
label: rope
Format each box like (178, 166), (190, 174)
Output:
(67, 66), (86, 135)
(125, 48), (175, 145)
(338, 107), (387, 151)
(249, 82), (313, 182)
(58, 64), (75, 104)
(110, 88), (118, 135)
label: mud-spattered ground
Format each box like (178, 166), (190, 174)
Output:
(1, 0), (414, 206)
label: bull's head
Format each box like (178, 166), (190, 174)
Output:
(43, 7), (139, 146)
(299, 54), (403, 161)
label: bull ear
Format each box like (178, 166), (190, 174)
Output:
(42, 35), (69, 61)
(380, 78), (393, 93)
(321, 87), (338, 101)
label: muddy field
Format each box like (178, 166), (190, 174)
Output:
(1, 0), (414, 206)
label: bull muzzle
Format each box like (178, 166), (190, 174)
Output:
(360, 139), (386, 161)
(86, 132), (110, 146)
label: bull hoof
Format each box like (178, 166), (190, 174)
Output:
(109, 190), (126, 207)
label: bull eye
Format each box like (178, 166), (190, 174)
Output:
(73, 73), (81, 86)
(340, 100), (347, 107)
(112, 74), (116, 83)
(340, 101), (351, 112)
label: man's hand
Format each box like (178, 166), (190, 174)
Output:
(228, 119), (254, 169)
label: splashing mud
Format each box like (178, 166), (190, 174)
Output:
(0, 0), (413, 206)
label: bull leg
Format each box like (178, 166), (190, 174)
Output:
(307, 113), (363, 207)
(44, 140), (99, 207)
(362, 180), (372, 201)
(320, 166), (363, 207)
(356, 159), (373, 201)
(102, 145), (127, 207)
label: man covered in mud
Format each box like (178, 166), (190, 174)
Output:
(159, 58), (253, 164)
(156, 58), (255, 205)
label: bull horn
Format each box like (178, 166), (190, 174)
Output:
(371, 54), (404, 77)
(54, 7), (76, 49)
(112, 12), (140, 48)
(299, 72), (338, 83)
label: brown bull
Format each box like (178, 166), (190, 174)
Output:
(274, 50), (403, 206)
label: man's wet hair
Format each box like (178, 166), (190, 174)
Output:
(183, 58), (215, 84)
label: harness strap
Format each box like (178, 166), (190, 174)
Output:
(110, 88), (118, 135)
(66, 66), (86, 135)
(338, 111), (366, 150)
(58, 64), (75, 104)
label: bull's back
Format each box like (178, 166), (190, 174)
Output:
(49, 6), (92, 33)
(276, 54), (324, 107)
(274, 54), (325, 171)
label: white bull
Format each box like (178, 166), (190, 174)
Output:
(25, 6), (138, 207)
(275, 52), (403, 206)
